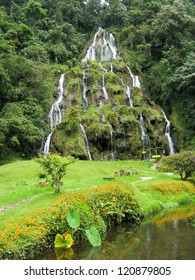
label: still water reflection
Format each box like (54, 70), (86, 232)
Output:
(39, 206), (195, 260)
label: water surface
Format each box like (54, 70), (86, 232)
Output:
(38, 206), (195, 260)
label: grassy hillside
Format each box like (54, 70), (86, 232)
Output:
(1, 158), (195, 259)
(1, 158), (194, 222)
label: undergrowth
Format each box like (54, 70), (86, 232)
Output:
(0, 184), (142, 260)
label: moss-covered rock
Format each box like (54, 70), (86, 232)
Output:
(50, 58), (171, 160)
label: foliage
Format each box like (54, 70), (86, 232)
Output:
(85, 226), (101, 247)
(66, 209), (80, 229)
(0, 0), (195, 158)
(150, 182), (195, 196)
(0, 101), (45, 157)
(37, 154), (75, 193)
(102, 0), (128, 27)
(54, 207), (101, 249)
(158, 151), (195, 180)
(0, 184), (142, 260)
(54, 233), (73, 249)
(61, 108), (80, 134)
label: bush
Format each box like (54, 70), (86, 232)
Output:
(0, 184), (142, 260)
(150, 182), (195, 196)
(37, 154), (75, 193)
(158, 151), (195, 180)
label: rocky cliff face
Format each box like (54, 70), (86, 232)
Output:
(49, 29), (172, 160)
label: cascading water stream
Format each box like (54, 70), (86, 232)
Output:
(81, 28), (119, 160)
(99, 63), (109, 100)
(99, 100), (106, 122)
(80, 123), (92, 160)
(127, 66), (141, 88)
(110, 62), (114, 73)
(121, 79), (133, 107)
(101, 30), (117, 61)
(82, 29), (99, 62)
(43, 74), (65, 156)
(162, 110), (175, 155)
(43, 131), (53, 156)
(109, 124), (115, 160)
(127, 66), (150, 156)
(82, 27), (117, 62)
(140, 112), (151, 159)
(82, 68), (88, 110)
(140, 112), (147, 142)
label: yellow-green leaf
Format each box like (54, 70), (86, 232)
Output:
(54, 233), (73, 249)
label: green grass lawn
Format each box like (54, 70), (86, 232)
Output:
(1, 158), (195, 260)
(1, 158), (193, 227)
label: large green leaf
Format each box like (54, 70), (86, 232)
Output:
(54, 233), (73, 249)
(85, 226), (101, 247)
(66, 209), (80, 229)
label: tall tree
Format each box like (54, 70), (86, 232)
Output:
(102, 0), (127, 27)
(150, 0), (194, 54)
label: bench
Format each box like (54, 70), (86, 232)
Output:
(103, 177), (115, 181)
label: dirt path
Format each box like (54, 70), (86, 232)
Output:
(0, 195), (40, 215)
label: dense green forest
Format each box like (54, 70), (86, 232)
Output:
(0, 0), (194, 161)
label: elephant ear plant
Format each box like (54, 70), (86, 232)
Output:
(54, 205), (101, 252)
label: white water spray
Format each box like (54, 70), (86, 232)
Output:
(162, 110), (175, 155)
(99, 63), (109, 100)
(140, 112), (151, 159)
(82, 27), (117, 62)
(127, 66), (141, 88)
(82, 68), (88, 110)
(121, 79), (133, 107)
(43, 74), (65, 156)
(80, 123), (92, 160)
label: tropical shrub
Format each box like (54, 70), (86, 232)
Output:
(158, 151), (195, 180)
(54, 207), (101, 251)
(150, 182), (195, 196)
(37, 153), (75, 193)
(0, 184), (142, 260)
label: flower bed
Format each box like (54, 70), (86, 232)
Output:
(0, 184), (142, 260)
(150, 182), (195, 195)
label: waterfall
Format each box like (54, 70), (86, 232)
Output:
(99, 99), (104, 108)
(110, 62), (114, 73)
(48, 74), (65, 129)
(109, 123), (115, 160)
(99, 63), (109, 100)
(82, 29), (99, 62)
(140, 112), (146, 141)
(126, 86), (133, 107)
(82, 68), (88, 110)
(99, 100), (106, 122)
(162, 110), (175, 155)
(80, 123), (92, 160)
(101, 30), (117, 61)
(121, 79), (133, 107)
(134, 75), (141, 88)
(127, 66), (141, 88)
(140, 112), (151, 159)
(127, 67), (150, 156)
(43, 131), (53, 156)
(102, 73), (109, 100)
(82, 27), (117, 62)
(43, 74), (65, 156)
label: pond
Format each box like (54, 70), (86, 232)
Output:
(37, 205), (195, 260)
